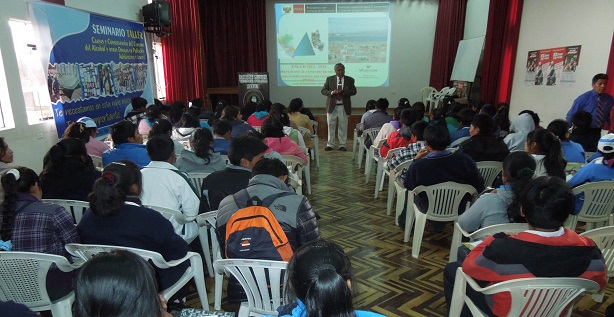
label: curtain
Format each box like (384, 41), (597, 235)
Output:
(429, 0), (467, 90)
(606, 31), (614, 96)
(480, 0), (524, 104)
(161, 0), (206, 103)
(200, 1), (267, 90)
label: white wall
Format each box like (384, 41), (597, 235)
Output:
(0, 0), (148, 172)
(509, 0), (614, 125)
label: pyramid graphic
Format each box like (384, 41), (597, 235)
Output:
(293, 33), (316, 56)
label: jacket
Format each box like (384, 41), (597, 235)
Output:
(458, 134), (510, 162)
(264, 137), (308, 164)
(458, 186), (513, 232)
(230, 120), (256, 138)
(102, 142), (151, 168)
(176, 149), (225, 174)
(270, 299), (386, 317)
(503, 113), (535, 152)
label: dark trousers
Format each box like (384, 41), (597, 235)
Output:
(443, 262), (496, 317)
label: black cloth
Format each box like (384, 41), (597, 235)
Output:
(40, 156), (101, 201)
(199, 167), (251, 213)
(0, 301), (38, 317)
(570, 128), (599, 152)
(457, 135), (510, 162)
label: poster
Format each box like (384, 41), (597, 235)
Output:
(238, 72), (269, 106)
(525, 45), (581, 87)
(30, 2), (153, 137)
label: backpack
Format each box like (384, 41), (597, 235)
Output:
(225, 189), (294, 261)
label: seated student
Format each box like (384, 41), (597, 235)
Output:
(568, 133), (614, 215)
(373, 101), (413, 147)
(222, 105), (255, 138)
(569, 110), (597, 152)
(124, 97), (147, 123)
(379, 108), (419, 157)
(75, 250), (173, 317)
(503, 113), (535, 152)
(149, 119), (183, 156)
(40, 138), (101, 201)
(288, 98), (315, 149)
(0, 138), (15, 204)
(241, 101), (258, 122)
(62, 122), (90, 144)
(77, 161), (189, 299)
(102, 120), (150, 168)
(192, 97), (216, 122)
(199, 135), (268, 212)
(401, 125), (484, 227)
(493, 104), (511, 137)
(360, 99), (377, 125)
(262, 117), (308, 164)
(246, 102), (269, 127)
(524, 128), (566, 179)
(138, 104), (162, 136)
(519, 109), (542, 130)
(445, 102), (462, 131)
(167, 101), (185, 127)
(450, 108), (474, 143)
(458, 152), (536, 233)
(268, 240), (385, 317)
(411, 101), (430, 123)
(176, 128), (225, 173)
(385, 121), (429, 171)
(186, 104), (212, 130)
(76, 117), (110, 157)
(140, 135), (200, 242)
(363, 98), (391, 147)
(444, 176), (607, 317)
(171, 113), (200, 142)
(212, 119), (232, 155)
(547, 119), (585, 163)
(457, 114), (509, 162)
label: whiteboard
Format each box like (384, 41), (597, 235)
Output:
(450, 36), (485, 82)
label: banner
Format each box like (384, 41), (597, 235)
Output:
(30, 2), (153, 137)
(238, 72), (270, 106)
(524, 45), (581, 87)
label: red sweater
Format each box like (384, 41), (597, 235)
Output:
(379, 130), (412, 157)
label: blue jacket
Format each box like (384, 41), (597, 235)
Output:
(269, 299), (386, 317)
(102, 143), (151, 168)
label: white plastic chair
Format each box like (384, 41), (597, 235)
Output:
(144, 204), (191, 225)
(187, 172), (211, 198)
(476, 161), (503, 188)
(65, 243), (209, 310)
(449, 267), (599, 317)
(357, 128), (380, 169)
(352, 122), (364, 161)
(310, 120), (320, 167)
(213, 259), (288, 317)
(580, 226), (614, 302)
(90, 155), (103, 171)
(449, 222), (529, 263)
(388, 159), (413, 218)
(421, 86), (437, 113)
(565, 181), (614, 231)
(282, 155), (308, 195)
(405, 182), (477, 259)
(196, 211), (225, 310)
(365, 139), (385, 183)
(0, 251), (80, 317)
(450, 136), (470, 148)
(42, 199), (89, 224)
(374, 147), (402, 199)
(298, 126), (319, 169)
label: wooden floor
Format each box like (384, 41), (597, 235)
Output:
(190, 137), (612, 317)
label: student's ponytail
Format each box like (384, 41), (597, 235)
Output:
(303, 265), (354, 317)
(1, 167), (39, 247)
(503, 152), (536, 222)
(540, 129), (566, 179)
(88, 161), (141, 217)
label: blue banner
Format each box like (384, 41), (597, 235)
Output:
(31, 2), (153, 137)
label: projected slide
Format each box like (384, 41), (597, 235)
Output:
(275, 2), (391, 87)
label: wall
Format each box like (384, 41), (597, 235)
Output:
(509, 0), (614, 125)
(0, 0), (148, 172)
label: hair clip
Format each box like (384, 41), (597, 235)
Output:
(101, 171), (116, 185)
(6, 169), (19, 180)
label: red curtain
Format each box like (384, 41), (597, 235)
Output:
(161, 0), (206, 103)
(200, 1), (267, 90)
(429, 0), (467, 90)
(480, 0), (524, 104)
(606, 32), (614, 96)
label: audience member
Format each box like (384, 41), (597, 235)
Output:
(62, 122), (90, 144)
(192, 97), (216, 122)
(547, 119), (585, 163)
(411, 102), (429, 123)
(373, 101), (413, 146)
(186, 104), (211, 130)
(503, 113), (535, 152)
(444, 176), (607, 317)
(298, 101), (316, 121)
(212, 119), (232, 155)
(0, 138), (15, 204)
(141, 135), (200, 242)
(167, 101), (185, 127)
(199, 135), (268, 212)
(450, 108), (474, 143)
(494, 103), (511, 137)
(78, 161), (189, 297)
(458, 152), (536, 232)
(385, 121), (429, 171)
(519, 109), (542, 129)
(524, 128), (566, 179)
(288, 98), (315, 149)
(261, 117), (308, 164)
(379, 108), (418, 157)
(401, 125), (484, 228)
(171, 113), (200, 142)
(246, 102), (269, 127)
(363, 98), (391, 147)
(138, 104), (162, 136)
(222, 105), (255, 138)
(124, 97), (147, 123)
(240, 101), (258, 122)
(74, 250), (173, 317)
(40, 138), (101, 201)
(457, 114), (509, 162)
(569, 110), (597, 152)
(360, 99), (377, 125)
(76, 117), (110, 156)
(176, 128), (225, 173)
(149, 119), (183, 156)
(270, 103), (305, 147)
(102, 120), (150, 168)
(272, 239), (385, 317)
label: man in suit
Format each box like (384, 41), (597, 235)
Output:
(321, 63), (357, 151)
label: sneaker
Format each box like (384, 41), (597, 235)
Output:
(325, 146), (333, 151)
(339, 146), (347, 151)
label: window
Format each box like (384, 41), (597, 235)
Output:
(9, 20), (53, 125)
(0, 47), (13, 130)
(152, 41), (166, 100)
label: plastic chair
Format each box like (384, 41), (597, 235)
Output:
(298, 126), (319, 169)
(42, 199), (89, 224)
(282, 154), (310, 195)
(196, 211), (225, 310)
(387, 159), (413, 218)
(450, 136), (470, 148)
(0, 251), (80, 317)
(449, 222), (529, 263)
(352, 122), (364, 161)
(374, 147), (402, 199)
(195, 211), (217, 278)
(187, 172), (211, 198)
(449, 267), (599, 317)
(357, 128), (380, 169)
(213, 259), (288, 317)
(90, 155), (103, 171)
(476, 161), (503, 188)
(144, 204), (191, 225)
(421, 86), (437, 113)
(581, 226), (614, 302)
(565, 181), (614, 231)
(365, 139), (385, 183)
(405, 182), (477, 259)
(65, 243), (209, 310)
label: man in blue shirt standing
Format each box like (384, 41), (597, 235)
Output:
(566, 73), (613, 149)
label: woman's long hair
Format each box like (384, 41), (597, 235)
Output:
(190, 128), (214, 163)
(526, 128), (566, 179)
(1, 167), (39, 241)
(503, 152), (536, 222)
(88, 161), (141, 217)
